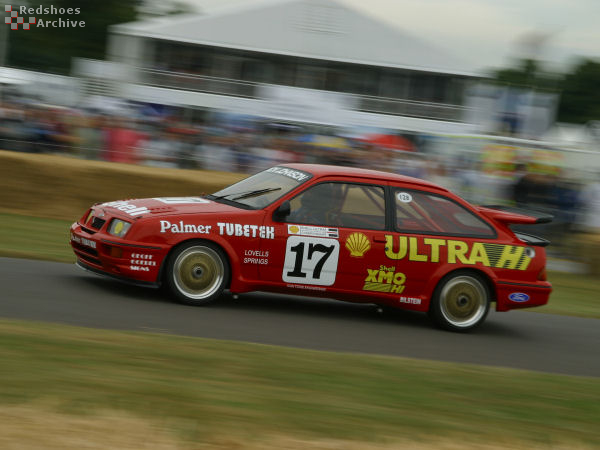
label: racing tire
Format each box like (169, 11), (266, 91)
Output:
(165, 241), (229, 306)
(429, 271), (490, 332)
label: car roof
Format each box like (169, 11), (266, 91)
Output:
(282, 163), (449, 192)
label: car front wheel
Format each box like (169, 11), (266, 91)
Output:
(165, 242), (229, 306)
(429, 272), (490, 332)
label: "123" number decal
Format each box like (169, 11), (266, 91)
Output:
(282, 236), (340, 286)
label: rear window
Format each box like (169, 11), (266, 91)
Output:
(394, 189), (495, 238)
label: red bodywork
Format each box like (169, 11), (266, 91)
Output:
(70, 164), (551, 313)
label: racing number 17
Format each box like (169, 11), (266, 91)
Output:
(287, 242), (334, 279)
(282, 236), (340, 286)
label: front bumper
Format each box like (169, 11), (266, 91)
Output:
(70, 222), (168, 284)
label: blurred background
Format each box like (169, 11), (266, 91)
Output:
(2, 0), (600, 272)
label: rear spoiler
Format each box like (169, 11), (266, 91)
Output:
(476, 205), (553, 226)
(513, 231), (550, 247)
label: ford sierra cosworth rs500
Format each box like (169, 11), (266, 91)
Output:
(70, 164), (552, 331)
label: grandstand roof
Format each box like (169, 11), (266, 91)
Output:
(112, 0), (479, 77)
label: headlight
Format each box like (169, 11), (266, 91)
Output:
(108, 219), (131, 238)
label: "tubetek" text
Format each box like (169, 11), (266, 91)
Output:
(217, 222), (274, 239)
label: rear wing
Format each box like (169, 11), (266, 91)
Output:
(513, 231), (550, 247)
(476, 205), (553, 247)
(477, 205), (553, 225)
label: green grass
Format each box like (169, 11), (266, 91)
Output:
(0, 320), (598, 448)
(0, 212), (598, 318)
(538, 271), (600, 318)
(0, 212), (74, 262)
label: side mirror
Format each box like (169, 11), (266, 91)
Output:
(273, 200), (291, 222)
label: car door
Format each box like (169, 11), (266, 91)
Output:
(259, 179), (389, 298)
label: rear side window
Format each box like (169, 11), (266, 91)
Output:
(394, 189), (495, 237)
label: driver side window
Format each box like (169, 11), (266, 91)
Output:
(287, 182), (386, 230)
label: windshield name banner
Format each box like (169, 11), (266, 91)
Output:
(266, 167), (309, 182)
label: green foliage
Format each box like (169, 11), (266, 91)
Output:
(7, 0), (139, 74)
(494, 59), (545, 88)
(556, 59), (600, 124)
(491, 57), (600, 124)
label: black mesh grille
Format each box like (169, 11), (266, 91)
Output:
(72, 241), (99, 257)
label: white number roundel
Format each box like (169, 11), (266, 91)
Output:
(282, 236), (340, 286)
(397, 192), (412, 203)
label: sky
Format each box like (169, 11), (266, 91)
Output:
(183, 0), (600, 73)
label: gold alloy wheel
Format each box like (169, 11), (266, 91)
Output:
(172, 246), (224, 300)
(439, 275), (488, 329)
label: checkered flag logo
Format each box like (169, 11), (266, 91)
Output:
(4, 5), (36, 30)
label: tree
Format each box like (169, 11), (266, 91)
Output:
(491, 57), (600, 124)
(6, 0), (139, 74)
(492, 58), (557, 91)
(556, 59), (600, 124)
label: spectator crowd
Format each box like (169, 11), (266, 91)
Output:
(2, 98), (600, 272)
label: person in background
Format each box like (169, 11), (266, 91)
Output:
(511, 162), (533, 207)
(142, 128), (178, 168)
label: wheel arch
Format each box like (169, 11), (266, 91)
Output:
(427, 266), (497, 313)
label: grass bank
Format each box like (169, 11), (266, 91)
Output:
(1, 212), (597, 319)
(1, 320), (598, 449)
(0, 150), (243, 220)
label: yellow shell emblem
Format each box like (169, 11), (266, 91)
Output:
(289, 225), (300, 234)
(345, 232), (370, 257)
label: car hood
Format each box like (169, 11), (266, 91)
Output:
(97, 197), (239, 218)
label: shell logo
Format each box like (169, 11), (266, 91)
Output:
(289, 225), (300, 234)
(345, 232), (371, 257)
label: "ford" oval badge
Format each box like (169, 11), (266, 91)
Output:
(509, 292), (530, 302)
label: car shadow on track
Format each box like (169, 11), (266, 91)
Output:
(65, 274), (167, 303)
(69, 274), (524, 336)
(218, 292), (437, 330)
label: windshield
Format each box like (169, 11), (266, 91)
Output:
(208, 166), (312, 209)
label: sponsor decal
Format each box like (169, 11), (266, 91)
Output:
(363, 265), (406, 294)
(287, 224), (339, 238)
(283, 236), (340, 286)
(509, 292), (530, 302)
(153, 197), (210, 204)
(399, 296), (421, 305)
(397, 192), (413, 203)
(345, 232), (370, 257)
(160, 220), (211, 234)
(130, 253), (156, 267)
(286, 284), (327, 292)
(243, 249), (269, 265)
(217, 222), (274, 239)
(102, 200), (149, 217)
(266, 166), (310, 181)
(130, 266), (150, 272)
(71, 233), (96, 249)
(384, 235), (532, 271)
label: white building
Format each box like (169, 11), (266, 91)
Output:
(86, 0), (483, 133)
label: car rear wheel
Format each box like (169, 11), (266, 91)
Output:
(429, 272), (490, 332)
(165, 242), (229, 306)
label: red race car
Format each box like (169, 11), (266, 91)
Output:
(70, 164), (552, 331)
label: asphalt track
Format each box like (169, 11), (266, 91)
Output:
(2, 257), (599, 377)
